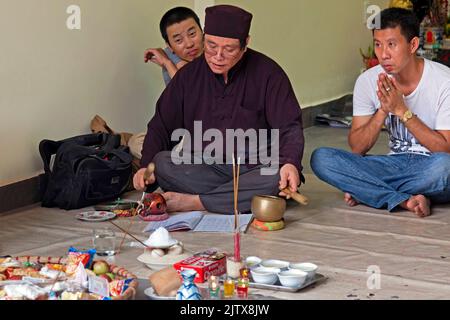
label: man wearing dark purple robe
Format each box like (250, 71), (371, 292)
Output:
(133, 5), (305, 214)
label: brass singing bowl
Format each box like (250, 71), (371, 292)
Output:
(251, 195), (287, 222)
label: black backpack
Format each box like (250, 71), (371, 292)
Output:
(39, 133), (133, 210)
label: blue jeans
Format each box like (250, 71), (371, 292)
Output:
(310, 148), (450, 211)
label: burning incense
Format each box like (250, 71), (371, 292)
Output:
(117, 218), (135, 254)
(109, 220), (152, 250)
(232, 154), (241, 261)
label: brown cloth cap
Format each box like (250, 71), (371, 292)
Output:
(204, 5), (253, 41)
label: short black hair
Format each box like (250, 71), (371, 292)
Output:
(160, 7), (202, 43)
(373, 7), (420, 42)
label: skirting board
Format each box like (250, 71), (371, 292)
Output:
(0, 176), (42, 214)
(0, 94), (352, 214)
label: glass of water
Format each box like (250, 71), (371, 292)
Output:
(92, 228), (116, 256)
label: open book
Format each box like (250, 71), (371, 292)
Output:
(143, 211), (254, 233)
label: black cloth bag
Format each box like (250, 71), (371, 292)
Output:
(39, 133), (132, 210)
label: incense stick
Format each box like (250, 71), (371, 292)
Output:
(232, 154), (237, 230)
(117, 218), (135, 254)
(236, 157), (240, 229)
(232, 154), (241, 261)
(109, 220), (151, 250)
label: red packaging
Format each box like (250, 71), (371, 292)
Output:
(173, 249), (226, 284)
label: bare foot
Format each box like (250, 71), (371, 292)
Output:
(344, 193), (359, 207)
(162, 192), (205, 213)
(400, 195), (431, 218)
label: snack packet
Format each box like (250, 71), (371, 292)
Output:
(39, 266), (64, 280)
(67, 247), (96, 268)
(4, 284), (47, 300)
(109, 279), (133, 297)
(65, 248), (96, 276)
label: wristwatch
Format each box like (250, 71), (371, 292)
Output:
(401, 109), (414, 124)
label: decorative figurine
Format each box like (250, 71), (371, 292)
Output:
(176, 269), (202, 300)
(138, 193), (169, 221)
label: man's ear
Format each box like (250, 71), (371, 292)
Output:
(243, 36), (251, 52)
(410, 36), (419, 54)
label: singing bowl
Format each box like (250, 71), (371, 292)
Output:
(251, 195), (287, 222)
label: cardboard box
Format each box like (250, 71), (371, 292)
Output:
(173, 249), (226, 284)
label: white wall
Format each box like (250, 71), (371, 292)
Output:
(0, 0), (193, 185)
(0, 0), (388, 186)
(216, 0), (389, 107)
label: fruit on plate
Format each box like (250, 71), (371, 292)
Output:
(92, 260), (109, 275)
(106, 272), (115, 281)
(100, 274), (112, 283)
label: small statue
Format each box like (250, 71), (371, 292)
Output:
(390, 0), (414, 9)
(176, 269), (202, 300)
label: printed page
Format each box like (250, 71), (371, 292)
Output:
(143, 211), (204, 232)
(193, 214), (253, 233)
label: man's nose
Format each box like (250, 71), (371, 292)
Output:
(381, 46), (390, 60)
(214, 48), (225, 60)
(186, 37), (194, 49)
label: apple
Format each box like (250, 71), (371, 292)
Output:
(92, 260), (109, 275)
(99, 274), (112, 283)
(106, 272), (115, 281)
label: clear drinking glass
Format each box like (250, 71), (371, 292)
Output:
(92, 228), (116, 256)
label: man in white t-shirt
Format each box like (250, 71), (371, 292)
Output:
(311, 8), (450, 218)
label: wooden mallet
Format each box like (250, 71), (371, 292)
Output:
(281, 187), (309, 206)
(143, 162), (156, 184)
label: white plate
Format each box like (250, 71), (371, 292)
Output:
(76, 211), (116, 222)
(141, 261), (173, 271)
(144, 287), (175, 300)
(137, 252), (191, 270)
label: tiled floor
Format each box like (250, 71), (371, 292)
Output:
(1, 126), (450, 300)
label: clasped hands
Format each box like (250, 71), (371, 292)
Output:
(376, 73), (408, 118)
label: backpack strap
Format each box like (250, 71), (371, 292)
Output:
(39, 140), (63, 174)
(101, 134), (121, 152)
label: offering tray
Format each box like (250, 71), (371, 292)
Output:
(2, 256), (139, 300)
(248, 273), (327, 293)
